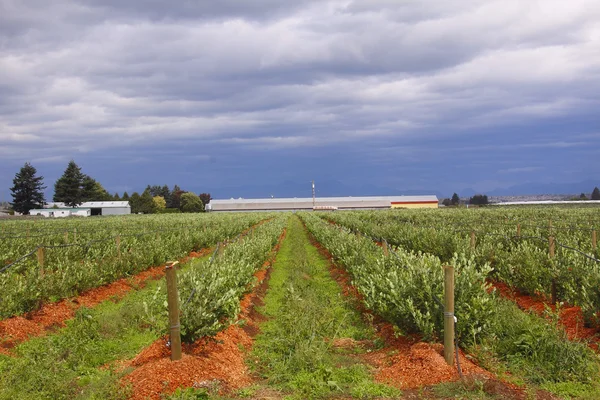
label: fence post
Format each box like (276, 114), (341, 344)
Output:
(165, 261), (182, 361)
(443, 265), (455, 365)
(74, 228), (77, 242)
(64, 230), (69, 243)
(516, 223), (521, 238)
(37, 247), (45, 267)
(382, 240), (389, 256)
(549, 236), (557, 304)
(470, 230), (476, 249)
(593, 230), (597, 252)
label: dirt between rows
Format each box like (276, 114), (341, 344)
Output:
(0, 249), (212, 353)
(491, 281), (600, 351)
(119, 229), (286, 400)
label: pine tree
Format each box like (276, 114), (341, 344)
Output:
(10, 162), (46, 214)
(451, 193), (460, 206)
(54, 160), (85, 207)
(592, 187), (600, 200)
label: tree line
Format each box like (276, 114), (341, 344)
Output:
(9, 161), (212, 215)
(441, 188), (600, 206)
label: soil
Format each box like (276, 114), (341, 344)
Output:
(0, 248), (213, 351)
(120, 229), (286, 400)
(491, 281), (600, 350)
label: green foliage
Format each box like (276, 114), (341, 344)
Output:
(153, 196), (167, 211)
(162, 388), (209, 399)
(10, 162), (46, 214)
(451, 192), (460, 205)
(0, 213), (271, 318)
(180, 192), (204, 213)
(81, 175), (113, 201)
(155, 217), (286, 342)
(53, 160), (85, 207)
(592, 187), (600, 200)
(469, 194), (489, 205)
(305, 209), (600, 389)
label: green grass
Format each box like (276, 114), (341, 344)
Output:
(0, 254), (211, 400)
(249, 216), (400, 399)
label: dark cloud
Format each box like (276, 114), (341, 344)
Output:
(1, 0), (599, 200)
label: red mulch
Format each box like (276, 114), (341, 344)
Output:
(120, 229), (286, 400)
(491, 281), (600, 350)
(0, 249), (212, 352)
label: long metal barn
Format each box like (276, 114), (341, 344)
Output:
(208, 195), (438, 212)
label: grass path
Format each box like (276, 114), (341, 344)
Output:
(235, 215), (399, 399)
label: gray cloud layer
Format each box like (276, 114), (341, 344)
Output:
(1, 0), (599, 195)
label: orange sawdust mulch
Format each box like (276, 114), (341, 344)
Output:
(0, 249), (212, 352)
(491, 281), (600, 350)
(364, 323), (493, 389)
(120, 229), (286, 400)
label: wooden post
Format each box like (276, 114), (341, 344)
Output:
(548, 220), (553, 236)
(74, 228), (77, 242)
(382, 240), (389, 256)
(116, 235), (121, 258)
(516, 223), (521, 238)
(592, 230), (597, 252)
(37, 247), (45, 267)
(470, 230), (476, 249)
(64, 231), (69, 243)
(165, 261), (182, 361)
(444, 266), (455, 365)
(549, 236), (557, 304)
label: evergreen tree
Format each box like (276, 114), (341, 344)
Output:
(592, 187), (600, 200)
(129, 192), (141, 213)
(54, 160), (84, 207)
(113, 193), (121, 200)
(81, 175), (112, 201)
(122, 192), (130, 201)
(138, 190), (156, 214)
(451, 193), (460, 206)
(10, 162), (46, 214)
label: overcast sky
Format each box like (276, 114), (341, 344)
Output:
(1, 0), (599, 200)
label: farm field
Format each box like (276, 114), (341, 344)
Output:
(1, 207), (599, 399)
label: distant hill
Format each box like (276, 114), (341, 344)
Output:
(204, 180), (443, 200)
(459, 179), (598, 198)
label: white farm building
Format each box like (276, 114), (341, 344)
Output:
(40, 201), (131, 217)
(30, 208), (91, 218)
(208, 195), (438, 212)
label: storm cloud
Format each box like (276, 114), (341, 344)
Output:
(1, 0), (599, 198)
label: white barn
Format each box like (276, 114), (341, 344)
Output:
(44, 201), (131, 216)
(30, 208), (91, 218)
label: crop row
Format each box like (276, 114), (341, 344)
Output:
(300, 212), (598, 387)
(320, 209), (600, 326)
(0, 213), (272, 319)
(143, 214), (287, 342)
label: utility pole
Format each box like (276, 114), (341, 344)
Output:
(312, 180), (316, 207)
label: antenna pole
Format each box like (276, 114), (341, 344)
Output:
(312, 180), (316, 207)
